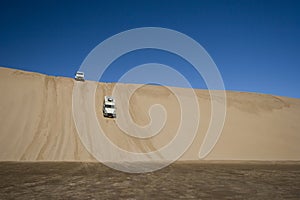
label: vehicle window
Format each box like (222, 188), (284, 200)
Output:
(105, 105), (115, 108)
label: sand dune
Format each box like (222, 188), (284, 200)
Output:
(0, 66), (299, 162)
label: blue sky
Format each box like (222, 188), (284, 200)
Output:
(0, 0), (299, 98)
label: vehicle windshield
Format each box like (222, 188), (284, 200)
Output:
(105, 105), (115, 108)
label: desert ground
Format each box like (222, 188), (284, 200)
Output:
(0, 67), (300, 199)
(0, 162), (300, 199)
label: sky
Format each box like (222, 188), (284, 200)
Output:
(0, 0), (299, 98)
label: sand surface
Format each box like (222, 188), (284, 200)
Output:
(0, 66), (300, 162)
(1, 162), (300, 199)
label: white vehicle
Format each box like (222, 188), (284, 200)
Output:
(103, 96), (116, 118)
(75, 71), (85, 81)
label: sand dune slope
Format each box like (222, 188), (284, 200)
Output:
(0, 67), (299, 161)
